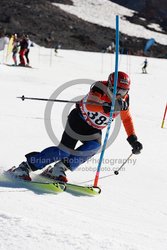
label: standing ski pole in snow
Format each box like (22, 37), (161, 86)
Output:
(161, 103), (167, 128)
(93, 15), (120, 187)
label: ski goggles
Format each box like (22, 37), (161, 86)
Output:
(110, 87), (128, 97)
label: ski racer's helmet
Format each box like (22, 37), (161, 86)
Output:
(108, 71), (130, 90)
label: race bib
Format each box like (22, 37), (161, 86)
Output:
(79, 95), (110, 129)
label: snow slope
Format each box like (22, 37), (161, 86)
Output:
(0, 44), (167, 250)
(53, 0), (167, 45)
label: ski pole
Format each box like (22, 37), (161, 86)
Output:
(113, 152), (133, 175)
(17, 95), (79, 103)
(17, 95), (109, 107)
(80, 153), (134, 184)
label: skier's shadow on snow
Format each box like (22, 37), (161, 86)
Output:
(0, 179), (59, 195)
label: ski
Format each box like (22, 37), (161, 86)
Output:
(0, 173), (101, 196)
(4, 64), (34, 69)
(65, 182), (101, 196)
(25, 181), (66, 193)
(0, 173), (65, 194)
(37, 175), (101, 196)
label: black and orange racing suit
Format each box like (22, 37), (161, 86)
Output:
(26, 81), (137, 171)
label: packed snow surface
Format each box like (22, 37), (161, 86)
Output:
(0, 43), (167, 250)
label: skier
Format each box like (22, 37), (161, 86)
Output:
(55, 43), (61, 55)
(8, 71), (143, 182)
(142, 58), (148, 74)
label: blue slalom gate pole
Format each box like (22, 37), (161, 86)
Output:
(94, 15), (119, 187)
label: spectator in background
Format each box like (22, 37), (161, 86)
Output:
(0, 29), (9, 52)
(106, 41), (115, 53)
(55, 43), (61, 55)
(0, 30), (9, 64)
(19, 34), (28, 66)
(12, 34), (20, 66)
(25, 35), (31, 66)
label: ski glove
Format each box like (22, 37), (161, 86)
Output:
(103, 99), (129, 114)
(103, 102), (112, 113)
(116, 98), (129, 111)
(127, 135), (143, 154)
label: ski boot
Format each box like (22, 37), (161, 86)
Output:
(7, 162), (32, 181)
(41, 161), (68, 183)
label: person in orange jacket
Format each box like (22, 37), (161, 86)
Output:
(8, 72), (143, 182)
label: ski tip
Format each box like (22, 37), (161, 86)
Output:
(92, 186), (101, 195)
(65, 183), (101, 196)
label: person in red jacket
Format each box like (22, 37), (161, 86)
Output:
(18, 34), (28, 66)
(8, 72), (143, 182)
